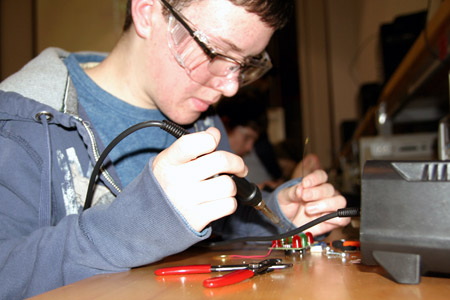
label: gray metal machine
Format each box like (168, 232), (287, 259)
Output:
(360, 160), (450, 284)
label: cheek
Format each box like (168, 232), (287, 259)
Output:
(245, 139), (255, 150)
(150, 29), (191, 91)
(150, 61), (190, 111)
(227, 132), (241, 152)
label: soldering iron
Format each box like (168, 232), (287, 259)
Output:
(83, 119), (281, 226)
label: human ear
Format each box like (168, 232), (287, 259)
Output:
(131, 0), (155, 38)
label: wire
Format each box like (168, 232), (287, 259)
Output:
(301, 137), (309, 178)
(227, 243), (276, 259)
(82, 119), (360, 249)
(205, 207), (360, 246)
(83, 120), (188, 210)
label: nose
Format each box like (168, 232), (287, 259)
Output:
(210, 76), (240, 97)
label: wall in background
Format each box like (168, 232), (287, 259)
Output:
(296, 0), (441, 169)
(1, 0), (443, 170)
(0, 0), (34, 80)
(0, 0), (126, 81)
(36, 0), (126, 53)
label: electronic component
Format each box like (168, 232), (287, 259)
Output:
(271, 232), (314, 254)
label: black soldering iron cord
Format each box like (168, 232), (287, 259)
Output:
(204, 207), (360, 246)
(83, 120), (188, 210)
(82, 119), (360, 244)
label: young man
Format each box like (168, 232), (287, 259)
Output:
(0, 0), (349, 298)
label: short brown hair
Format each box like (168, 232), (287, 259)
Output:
(123, 0), (294, 32)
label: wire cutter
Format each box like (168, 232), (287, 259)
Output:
(154, 258), (292, 288)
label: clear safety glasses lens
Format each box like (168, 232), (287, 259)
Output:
(167, 14), (272, 87)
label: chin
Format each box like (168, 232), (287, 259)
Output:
(169, 113), (201, 126)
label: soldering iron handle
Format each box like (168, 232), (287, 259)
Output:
(230, 175), (262, 207)
(162, 119), (264, 208)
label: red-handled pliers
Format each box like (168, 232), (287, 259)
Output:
(154, 258), (292, 288)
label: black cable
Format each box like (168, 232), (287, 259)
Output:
(205, 207), (360, 246)
(82, 119), (360, 248)
(83, 120), (188, 210)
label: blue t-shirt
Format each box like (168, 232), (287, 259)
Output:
(64, 53), (177, 187)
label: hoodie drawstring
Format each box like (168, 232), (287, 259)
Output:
(36, 112), (53, 227)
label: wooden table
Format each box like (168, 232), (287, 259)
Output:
(30, 226), (450, 300)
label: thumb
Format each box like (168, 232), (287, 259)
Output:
(163, 127), (221, 165)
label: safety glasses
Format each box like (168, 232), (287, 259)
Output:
(160, 0), (272, 88)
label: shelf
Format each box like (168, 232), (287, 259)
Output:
(340, 0), (450, 160)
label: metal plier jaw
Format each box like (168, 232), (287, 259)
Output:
(203, 258), (292, 288)
(248, 258), (283, 274)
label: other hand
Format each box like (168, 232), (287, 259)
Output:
(278, 169), (350, 236)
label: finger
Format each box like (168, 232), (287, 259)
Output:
(192, 175), (237, 204)
(181, 151), (247, 182)
(301, 169), (328, 188)
(301, 183), (336, 202)
(205, 127), (221, 142)
(322, 215), (351, 228)
(277, 183), (299, 206)
(198, 197), (237, 220)
(164, 175), (237, 209)
(186, 197), (238, 231)
(304, 194), (347, 215)
(304, 154), (321, 169)
(163, 128), (220, 165)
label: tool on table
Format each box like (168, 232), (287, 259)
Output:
(154, 258), (292, 288)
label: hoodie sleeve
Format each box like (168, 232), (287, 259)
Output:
(0, 125), (210, 300)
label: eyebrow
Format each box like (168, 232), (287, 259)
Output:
(216, 36), (266, 59)
(164, 0), (257, 58)
(220, 38), (244, 53)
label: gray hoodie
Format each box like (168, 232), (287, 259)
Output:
(0, 47), (293, 299)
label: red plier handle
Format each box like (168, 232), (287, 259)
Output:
(203, 269), (254, 288)
(155, 264), (211, 275)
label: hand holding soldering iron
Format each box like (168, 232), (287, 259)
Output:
(152, 127), (248, 232)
